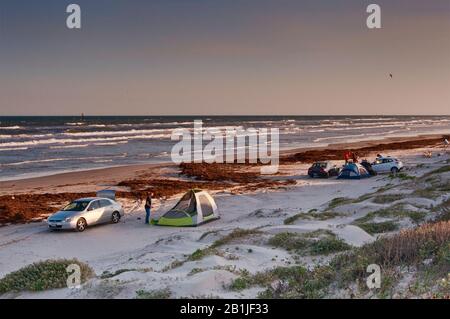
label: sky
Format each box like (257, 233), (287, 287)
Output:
(0, 0), (449, 116)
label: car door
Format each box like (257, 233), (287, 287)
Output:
(379, 159), (391, 173)
(372, 159), (383, 172)
(380, 159), (393, 172)
(85, 200), (103, 225)
(99, 199), (112, 223)
(385, 158), (394, 171)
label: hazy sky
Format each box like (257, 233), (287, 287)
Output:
(0, 0), (449, 115)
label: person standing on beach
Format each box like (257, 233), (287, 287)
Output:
(444, 137), (449, 149)
(145, 192), (153, 224)
(352, 152), (359, 163)
(344, 151), (351, 164)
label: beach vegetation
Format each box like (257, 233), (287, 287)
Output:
(425, 165), (450, 176)
(165, 228), (263, 269)
(354, 204), (427, 225)
(100, 268), (151, 279)
(188, 268), (204, 276)
(268, 231), (350, 256)
(413, 187), (440, 199)
(388, 172), (415, 181)
(327, 197), (353, 209)
(353, 220), (398, 235)
(372, 194), (405, 204)
(230, 221), (450, 298)
(211, 228), (262, 248)
(136, 288), (172, 299)
(284, 211), (343, 224)
(0, 259), (93, 294)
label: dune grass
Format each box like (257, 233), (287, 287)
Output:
(354, 204), (427, 225)
(136, 288), (172, 299)
(0, 259), (93, 294)
(210, 228), (262, 248)
(372, 194), (405, 204)
(268, 231), (351, 256)
(162, 228), (263, 269)
(284, 211), (344, 225)
(354, 220), (398, 235)
(422, 165), (450, 178)
(388, 173), (416, 181)
(327, 197), (353, 209)
(229, 221), (450, 298)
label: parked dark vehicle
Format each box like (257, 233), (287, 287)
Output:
(308, 161), (340, 178)
(360, 160), (378, 176)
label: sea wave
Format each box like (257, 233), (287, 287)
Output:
(0, 147), (29, 151)
(2, 154), (128, 167)
(50, 144), (90, 149)
(2, 158), (71, 166)
(0, 134), (172, 148)
(63, 128), (169, 137)
(93, 141), (129, 146)
(313, 133), (369, 142)
(0, 126), (22, 130)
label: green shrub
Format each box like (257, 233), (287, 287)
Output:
(0, 259), (93, 294)
(229, 277), (250, 291)
(189, 249), (210, 261)
(388, 173), (415, 181)
(231, 221), (450, 298)
(355, 221), (398, 235)
(327, 197), (352, 209)
(355, 205), (427, 224)
(268, 232), (309, 251)
(268, 232), (350, 256)
(211, 228), (262, 248)
(372, 194), (405, 204)
(309, 237), (351, 255)
(136, 288), (171, 299)
(284, 211), (343, 224)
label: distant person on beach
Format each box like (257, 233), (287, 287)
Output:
(344, 151), (351, 164)
(145, 192), (153, 224)
(444, 138), (449, 149)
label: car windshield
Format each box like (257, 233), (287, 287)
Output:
(313, 163), (327, 168)
(62, 201), (90, 212)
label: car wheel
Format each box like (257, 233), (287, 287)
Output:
(76, 218), (87, 232)
(391, 167), (399, 174)
(112, 211), (121, 223)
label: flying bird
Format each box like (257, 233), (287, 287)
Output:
(389, 73), (393, 78)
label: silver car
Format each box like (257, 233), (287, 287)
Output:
(47, 197), (124, 232)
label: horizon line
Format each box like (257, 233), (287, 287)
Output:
(1, 114), (450, 117)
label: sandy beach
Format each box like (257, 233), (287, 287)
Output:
(0, 134), (449, 299)
(2, 0), (450, 304)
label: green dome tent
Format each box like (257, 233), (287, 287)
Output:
(152, 189), (219, 227)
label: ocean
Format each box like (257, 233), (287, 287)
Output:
(0, 115), (449, 181)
